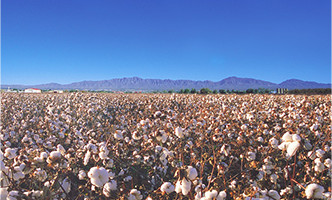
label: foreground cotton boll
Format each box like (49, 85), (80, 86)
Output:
(281, 132), (293, 142)
(40, 152), (48, 160)
(88, 167), (109, 187)
(78, 170), (86, 180)
(160, 182), (175, 194)
(292, 134), (301, 142)
(175, 127), (184, 138)
(269, 138), (279, 149)
(181, 178), (191, 195)
(57, 144), (66, 155)
(4, 148), (17, 159)
(129, 189), (143, 200)
(305, 183), (324, 199)
(257, 137), (264, 143)
(205, 190), (218, 199)
(34, 168), (48, 182)
(0, 187), (8, 199)
(175, 180), (182, 194)
(103, 180), (117, 197)
(84, 151), (91, 166)
(268, 190), (280, 200)
(114, 130), (123, 140)
(187, 166), (198, 180)
(247, 152), (256, 161)
(60, 178), (71, 194)
(48, 151), (62, 163)
(316, 149), (325, 158)
(7, 190), (19, 200)
(216, 191), (227, 200)
(286, 141), (300, 159)
(270, 174), (278, 184)
(278, 142), (290, 151)
(11, 166), (25, 181)
(324, 158), (331, 168)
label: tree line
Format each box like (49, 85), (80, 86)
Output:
(288, 88), (331, 95)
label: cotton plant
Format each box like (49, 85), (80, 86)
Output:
(0, 93), (330, 199)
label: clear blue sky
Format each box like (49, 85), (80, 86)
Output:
(2, 0), (331, 85)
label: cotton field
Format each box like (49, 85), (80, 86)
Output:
(0, 93), (331, 200)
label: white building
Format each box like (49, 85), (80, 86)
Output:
(24, 88), (42, 93)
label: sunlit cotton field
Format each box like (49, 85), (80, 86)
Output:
(0, 93), (331, 200)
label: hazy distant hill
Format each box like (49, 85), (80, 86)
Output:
(2, 77), (331, 91)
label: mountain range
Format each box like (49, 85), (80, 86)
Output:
(2, 77), (331, 91)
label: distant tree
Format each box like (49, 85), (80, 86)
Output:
(219, 89), (226, 94)
(168, 90), (174, 94)
(246, 88), (254, 94)
(213, 89), (218, 94)
(190, 88), (197, 94)
(200, 88), (212, 94)
(184, 89), (190, 94)
(226, 90), (230, 94)
(179, 89), (184, 94)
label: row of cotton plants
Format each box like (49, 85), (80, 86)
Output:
(0, 93), (330, 199)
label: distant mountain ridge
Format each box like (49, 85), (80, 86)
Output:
(2, 77), (331, 91)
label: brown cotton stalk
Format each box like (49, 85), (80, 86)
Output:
(205, 146), (216, 191)
(290, 179), (306, 190)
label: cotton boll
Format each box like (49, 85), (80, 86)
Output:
(281, 132), (293, 142)
(60, 178), (71, 194)
(175, 127), (184, 138)
(291, 134), (301, 142)
(187, 166), (198, 180)
(124, 176), (132, 182)
(269, 138), (279, 149)
(84, 151), (91, 166)
(216, 191), (227, 200)
(268, 190), (280, 200)
(316, 149), (325, 158)
(305, 183), (324, 199)
(34, 168), (48, 182)
(280, 187), (293, 196)
(114, 131), (123, 140)
(78, 170), (86, 180)
(205, 190), (218, 199)
(12, 167), (24, 181)
(4, 148), (17, 159)
(304, 141), (313, 150)
(324, 158), (331, 168)
(286, 141), (300, 159)
(49, 151), (61, 162)
(161, 182), (175, 194)
(103, 180), (117, 197)
(0, 188), (8, 200)
(99, 151), (109, 160)
(130, 189), (143, 200)
(128, 193), (136, 200)
(181, 178), (192, 195)
(88, 167), (109, 187)
(175, 180), (182, 194)
(40, 152), (48, 160)
(57, 144), (66, 155)
(314, 159), (325, 173)
(247, 152), (256, 161)
(270, 174), (278, 184)
(278, 142), (290, 151)
(257, 170), (264, 181)
(7, 190), (19, 200)
(257, 137), (264, 143)
(308, 151), (316, 160)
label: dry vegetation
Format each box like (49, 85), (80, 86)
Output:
(0, 93), (331, 200)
